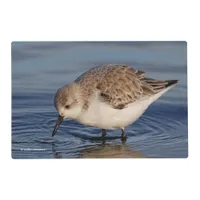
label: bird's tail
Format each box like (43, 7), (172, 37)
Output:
(165, 80), (178, 88)
(142, 79), (179, 104)
(142, 78), (178, 94)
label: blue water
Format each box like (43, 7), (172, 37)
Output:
(12, 42), (188, 158)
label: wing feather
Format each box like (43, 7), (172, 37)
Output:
(75, 64), (177, 110)
(96, 65), (144, 109)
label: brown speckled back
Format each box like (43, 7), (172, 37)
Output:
(75, 64), (177, 109)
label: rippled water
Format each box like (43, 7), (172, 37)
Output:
(12, 42), (188, 158)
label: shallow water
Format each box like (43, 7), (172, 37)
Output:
(12, 42), (188, 158)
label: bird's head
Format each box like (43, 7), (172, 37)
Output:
(52, 83), (83, 136)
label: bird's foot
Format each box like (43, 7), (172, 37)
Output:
(101, 129), (106, 138)
(121, 135), (127, 143)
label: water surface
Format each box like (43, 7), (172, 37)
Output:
(12, 41), (188, 158)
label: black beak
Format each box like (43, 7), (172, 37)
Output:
(52, 115), (64, 137)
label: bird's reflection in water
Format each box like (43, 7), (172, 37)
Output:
(51, 137), (146, 158)
(81, 139), (146, 158)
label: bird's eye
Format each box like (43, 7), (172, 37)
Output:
(65, 105), (70, 109)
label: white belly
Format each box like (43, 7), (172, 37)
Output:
(77, 96), (150, 129)
(76, 86), (174, 129)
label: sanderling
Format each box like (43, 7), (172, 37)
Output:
(52, 64), (178, 139)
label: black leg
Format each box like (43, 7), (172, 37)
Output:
(121, 128), (126, 138)
(102, 129), (106, 138)
(121, 128), (127, 143)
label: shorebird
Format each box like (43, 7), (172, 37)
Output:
(52, 64), (178, 139)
